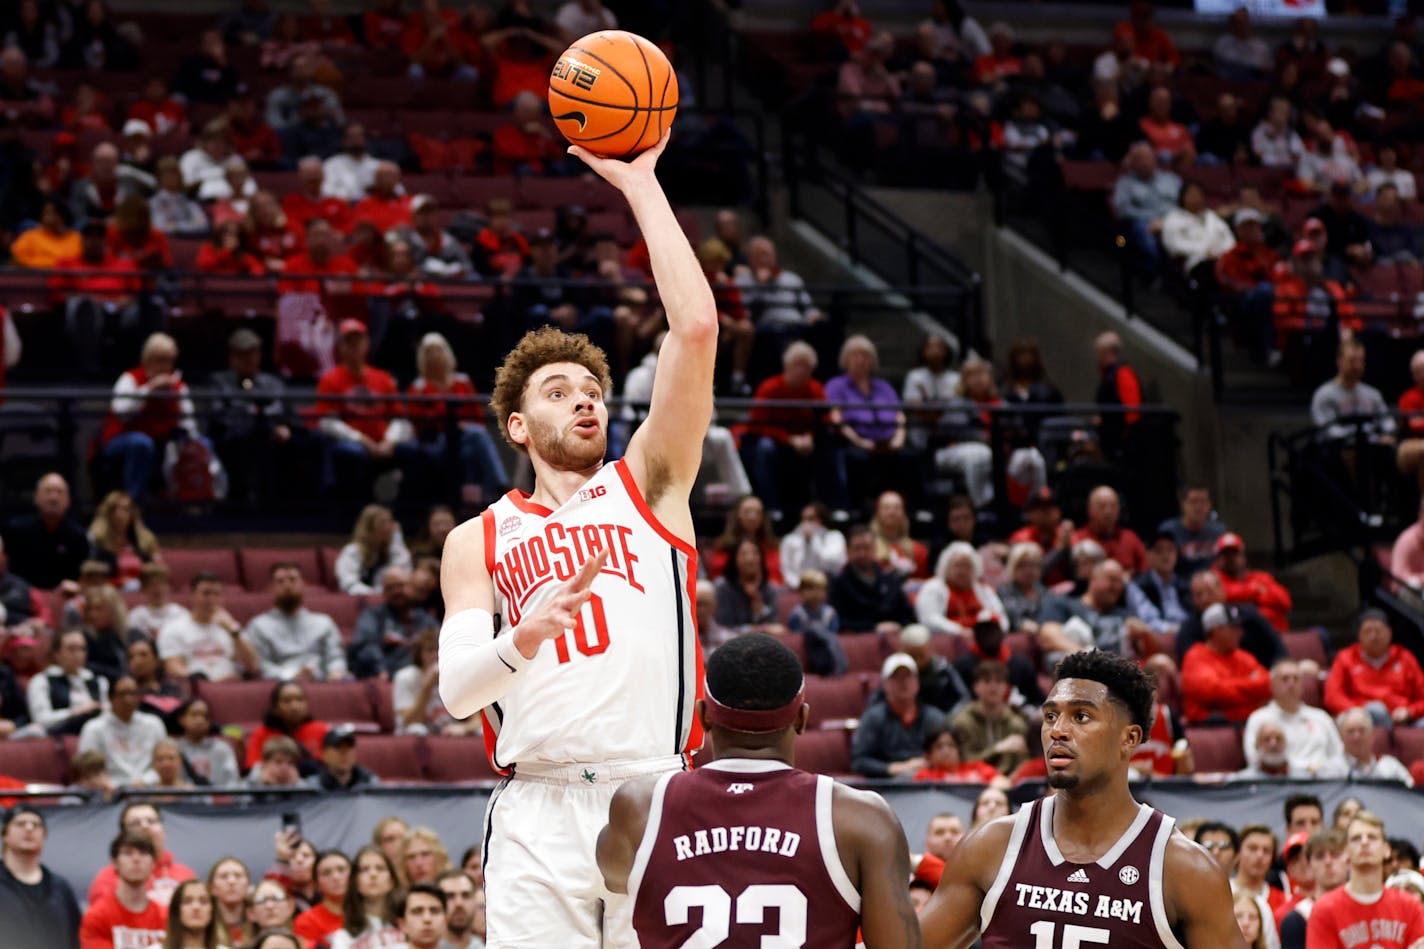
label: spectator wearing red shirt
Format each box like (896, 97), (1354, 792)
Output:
(80, 831), (168, 949)
(315, 320), (413, 491)
(225, 93), (282, 168)
(1094, 331), (1142, 460)
(60, 83), (111, 133)
(1397, 350), (1424, 493)
(85, 803), (197, 910)
(1138, 85), (1194, 164)
(127, 77), (186, 137)
(973, 22), (1022, 86)
(404, 333), (509, 507)
(196, 220), (265, 275)
(1181, 603), (1272, 723)
(292, 851), (350, 948)
(492, 91), (570, 175)
(473, 198), (530, 277)
(1271, 240), (1357, 351)
(106, 196), (172, 272)
(1114, 1), (1180, 67)
(53, 222), (145, 376)
(1216, 208), (1281, 366)
(481, 23), (563, 108)
(98, 333), (203, 502)
(1213, 532), (1292, 632)
(810, 0), (873, 57)
(738, 340), (848, 514)
(248, 191), (304, 271)
(243, 680), (330, 770)
(351, 161), (413, 235)
(1324, 610), (1424, 727)
(1071, 485), (1148, 576)
(914, 726), (1007, 785)
(362, 0), (406, 49)
(1009, 488), (1075, 586)
(284, 157), (352, 236)
(697, 237), (753, 393)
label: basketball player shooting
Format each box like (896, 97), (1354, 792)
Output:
(919, 650), (1246, 949)
(597, 633), (923, 948)
(437, 129), (717, 947)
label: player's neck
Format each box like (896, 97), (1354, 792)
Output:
(1052, 781), (1140, 844)
(1345, 866), (1384, 898)
(530, 457), (604, 509)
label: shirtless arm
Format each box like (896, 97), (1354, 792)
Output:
(596, 774), (659, 894)
(437, 519), (607, 719)
(1164, 835), (1249, 949)
(834, 785), (923, 949)
(569, 133), (718, 511)
(918, 818), (1015, 949)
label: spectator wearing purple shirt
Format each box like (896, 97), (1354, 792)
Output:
(826, 335), (921, 507)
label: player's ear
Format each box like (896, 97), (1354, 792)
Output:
(1123, 723), (1144, 754)
(794, 703), (810, 735)
(506, 410), (528, 448)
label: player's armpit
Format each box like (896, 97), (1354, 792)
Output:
(1164, 836), (1249, 949)
(837, 787), (923, 949)
(918, 818), (1014, 949)
(596, 775), (659, 895)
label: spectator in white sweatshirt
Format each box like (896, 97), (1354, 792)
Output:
(916, 542), (1008, 637)
(77, 675), (167, 786)
(1161, 180), (1235, 280)
(243, 561), (347, 681)
(334, 504), (412, 596)
(779, 502), (848, 590)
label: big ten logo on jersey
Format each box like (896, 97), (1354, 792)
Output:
(578, 484), (607, 502)
(490, 521), (642, 664)
(552, 55), (601, 91)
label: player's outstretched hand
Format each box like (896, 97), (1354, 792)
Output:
(513, 548), (608, 657)
(567, 130), (670, 192)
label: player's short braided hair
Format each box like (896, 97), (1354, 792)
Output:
(1053, 649), (1156, 733)
(491, 327), (614, 454)
(705, 633), (803, 712)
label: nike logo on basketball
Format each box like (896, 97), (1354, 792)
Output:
(1067, 869), (1090, 884)
(554, 110), (589, 131)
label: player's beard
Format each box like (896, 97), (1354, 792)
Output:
(528, 413), (606, 470)
(1046, 770), (1081, 791)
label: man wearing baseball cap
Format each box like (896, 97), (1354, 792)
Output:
(1181, 602), (1272, 723)
(1215, 206), (1282, 366)
(1271, 237), (1356, 356)
(211, 327), (300, 506)
(0, 805), (82, 949)
(1213, 531), (1294, 632)
(850, 653), (946, 778)
(306, 725), (380, 791)
(313, 318), (412, 498)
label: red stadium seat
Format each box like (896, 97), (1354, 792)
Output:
(1392, 727), (1424, 766)
(1282, 632), (1327, 667)
(370, 678), (397, 733)
(774, 588), (801, 624)
(1004, 632), (1037, 665)
(793, 728), (853, 777)
(304, 592), (365, 642)
(424, 735), (502, 782)
(1060, 160), (1117, 192)
(804, 675), (867, 729)
(224, 590), (273, 626)
(196, 680), (275, 731)
(240, 548), (323, 591)
(0, 739), (67, 784)
(163, 548), (241, 589)
(319, 547), (343, 589)
(1375, 725), (1392, 757)
(356, 734), (425, 782)
(1301, 675), (1322, 708)
(778, 632), (808, 669)
(1184, 725), (1245, 773)
(930, 633), (966, 662)
(304, 681), (380, 727)
(840, 633), (885, 673)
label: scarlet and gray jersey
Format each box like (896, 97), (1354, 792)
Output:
(981, 795), (1186, 949)
(629, 759), (861, 948)
(479, 459), (704, 769)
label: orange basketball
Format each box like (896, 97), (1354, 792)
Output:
(548, 30), (678, 159)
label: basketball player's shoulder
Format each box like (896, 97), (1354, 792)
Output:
(441, 514), (493, 581)
(1158, 817), (1239, 935)
(954, 813), (1019, 878)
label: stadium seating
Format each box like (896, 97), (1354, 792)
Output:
(0, 738), (68, 785)
(239, 548), (325, 591)
(163, 547), (242, 589)
(1183, 725), (1245, 773)
(792, 728), (853, 779)
(424, 735), (502, 783)
(805, 675), (868, 729)
(355, 734), (425, 782)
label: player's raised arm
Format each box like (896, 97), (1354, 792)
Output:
(438, 520), (607, 718)
(918, 818), (1013, 949)
(836, 786), (923, 949)
(1165, 836), (1249, 949)
(568, 133), (718, 493)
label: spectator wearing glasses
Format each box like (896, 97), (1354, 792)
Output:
(0, 806), (82, 949)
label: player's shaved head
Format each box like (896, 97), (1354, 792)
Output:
(705, 633), (803, 712)
(1052, 649), (1156, 733)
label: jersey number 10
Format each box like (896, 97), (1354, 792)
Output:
(1029, 921), (1111, 948)
(553, 592), (611, 664)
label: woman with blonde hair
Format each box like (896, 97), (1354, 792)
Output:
(997, 541), (1049, 633)
(334, 504), (411, 595)
(405, 332), (509, 507)
(372, 817), (410, 865)
(916, 541), (1009, 637)
(78, 583), (132, 683)
(1232, 891), (1269, 949)
(399, 826), (451, 888)
(88, 490), (162, 590)
(96, 331), (203, 504)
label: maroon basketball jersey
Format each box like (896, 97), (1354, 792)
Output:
(981, 794), (1186, 949)
(629, 759), (861, 948)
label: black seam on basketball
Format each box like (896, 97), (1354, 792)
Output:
(549, 88), (640, 142)
(633, 38), (654, 154)
(546, 87), (677, 112)
(566, 44), (637, 96)
(656, 61), (673, 139)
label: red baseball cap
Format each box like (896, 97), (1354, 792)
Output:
(338, 318), (368, 336)
(1283, 831), (1310, 860)
(1291, 239), (1317, 258)
(1214, 532), (1244, 554)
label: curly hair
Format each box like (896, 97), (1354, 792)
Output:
(490, 327), (614, 453)
(1053, 649), (1156, 733)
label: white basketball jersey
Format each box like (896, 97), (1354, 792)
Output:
(478, 459), (704, 770)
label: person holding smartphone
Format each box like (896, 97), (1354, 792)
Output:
(97, 332), (205, 502)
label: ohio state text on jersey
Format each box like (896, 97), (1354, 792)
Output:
(479, 459), (704, 770)
(628, 759), (861, 948)
(981, 795), (1186, 949)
